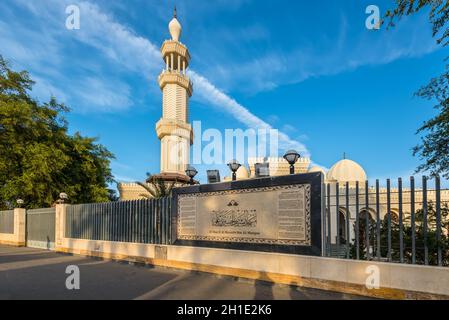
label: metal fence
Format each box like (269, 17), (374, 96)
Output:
(0, 210), (14, 234)
(65, 197), (172, 245)
(325, 175), (449, 266)
(26, 208), (56, 250)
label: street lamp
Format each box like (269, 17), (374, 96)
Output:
(185, 166), (198, 185)
(283, 150), (300, 175)
(227, 159), (241, 181)
(59, 192), (68, 204)
(16, 199), (24, 208)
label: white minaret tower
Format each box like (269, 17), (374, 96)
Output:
(155, 7), (193, 183)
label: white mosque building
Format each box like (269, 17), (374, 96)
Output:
(118, 9), (449, 246)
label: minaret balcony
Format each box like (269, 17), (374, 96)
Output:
(158, 71), (193, 97)
(161, 40), (191, 63)
(155, 119), (194, 143)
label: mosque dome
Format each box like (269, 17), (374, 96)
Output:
(326, 159), (367, 184)
(169, 8), (182, 41)
(308, 166), (327, 176)
(236, 165), (250, 180)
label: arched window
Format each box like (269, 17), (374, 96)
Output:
(382, 210), (399, 224)
(338, 208), (349, 244)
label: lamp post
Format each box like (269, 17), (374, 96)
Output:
(227, 159), (241, 181)
(185, 166), (198, 185)
(283, 150), (300, 175)
(16, 199), (24, 208)
(59, 192), (68, 204)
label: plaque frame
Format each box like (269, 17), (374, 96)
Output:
(171, 172), (324, 256)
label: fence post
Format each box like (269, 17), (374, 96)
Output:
(54, 204), (67, 252)
(410, 176), (416, 264)
(327, 183), (331, 257)
(365, 180), (370, 260)
(387, 179), (392, 261)
(423, 176), (429, 265)
(14, 208), (26, 246)
(355, 181), (360, 260)
(399, 178), (404, 263)
(435, 175), (442, 267)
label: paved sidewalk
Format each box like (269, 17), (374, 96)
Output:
(0, 245), (371, 300)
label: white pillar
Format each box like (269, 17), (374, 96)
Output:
(170, 53), (174, 71)
(55, 203), (67, 251)
(166, 56), (169, 71)
(178, 55), (181, 73)
(183, 59), (186, 75)
(14, 208), (26, 246)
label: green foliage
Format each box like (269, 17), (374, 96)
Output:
(351, 203), (449, 266)
(0, 55), (116, 209)
(136, 173), (180, 199)
(349, 213), (376, 259)
(385, 1), (449, 178)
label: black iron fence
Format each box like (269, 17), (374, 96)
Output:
(0, 210), (14, 234)
(325, 175), (449, 266)
(65, 197), (172, 245)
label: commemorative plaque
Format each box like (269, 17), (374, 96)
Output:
(172, 172), (323, 255)
(177, 184), (311, 246)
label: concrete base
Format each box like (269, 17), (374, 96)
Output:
(54, 238), (449, 300)
(0, 239), (26, 247)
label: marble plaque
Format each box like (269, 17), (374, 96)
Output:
(177, 184), (311, 246)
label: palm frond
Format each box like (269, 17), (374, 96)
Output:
(136, 181), (157, 198)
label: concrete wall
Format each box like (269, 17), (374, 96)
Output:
(53, 204), (449, 300)
(0, 208), (26, 246)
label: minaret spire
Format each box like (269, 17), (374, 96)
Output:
(156, 9), (193, 181)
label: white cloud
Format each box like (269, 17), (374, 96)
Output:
(76, 77), (132, 112)
(1, 0), (439, 164)
(8, 0), (310, 156)
(0, 0), (137, 113)
(189, 70), (310, 156)
(195, 13), (438, 95)
(73, 1), (162, 74)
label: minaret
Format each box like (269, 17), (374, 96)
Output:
(155, 7), (193, 183)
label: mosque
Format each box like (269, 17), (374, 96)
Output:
(118, 9), (449, 245)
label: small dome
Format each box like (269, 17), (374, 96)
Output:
(327, 159), (367, 184)
(169, 17), (182, 41)
(236, 166), (250, 180)
(309, 166), (326, 176)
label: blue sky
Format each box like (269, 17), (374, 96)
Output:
(0, 0), (445, 186)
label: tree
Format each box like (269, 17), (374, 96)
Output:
(353, 203), (449, 266)
(136, 173), (179, 199)
(350, 212), (376, 260)
(0, 55), (116, 209)
(385, 1), (449, 178)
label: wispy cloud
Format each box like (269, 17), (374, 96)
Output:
(0, 0), (439, 165)
(189, 71), (309, 155)
(77, 77), (132, 112)
(0, 0), (310, 156)
(195, 12), (438, 95)
(0, 0), (139, 113)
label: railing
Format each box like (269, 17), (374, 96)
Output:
(65, 197), (172, 245)
(0, 210), (14, 234)
(325, 175), (449, 267)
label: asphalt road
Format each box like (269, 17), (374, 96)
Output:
(0, 245), (370, 300)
